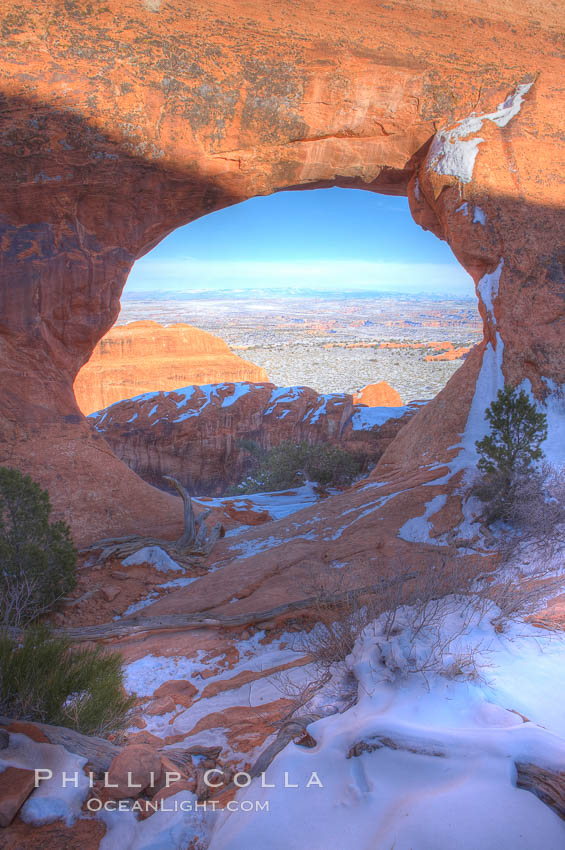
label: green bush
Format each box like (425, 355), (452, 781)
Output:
(229, 440), (363, 495)
(475, 385), (547, 475)
(473, 385), (548, 523)
(0, 626), (137, 736)
(0, 467), (77, 627)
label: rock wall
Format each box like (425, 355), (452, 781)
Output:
(91, 382), (416, 494)
(0, 0), (563, 541)
(74, 320), (268, 415)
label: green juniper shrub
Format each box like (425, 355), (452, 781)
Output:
(228, 440), (363, 495)
(0, 466), (77, 627)
(473, 385), (548, 523)
(0, 625), (137, 736)
(475, 385), (548, 475)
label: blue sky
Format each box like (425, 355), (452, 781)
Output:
(125, 188), (474, 295)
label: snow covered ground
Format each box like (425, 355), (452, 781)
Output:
(122, 629), (313, 750)
(208, 603), (565, 850)
(195, 482), (325, 523)
(5, 597), (565, 849)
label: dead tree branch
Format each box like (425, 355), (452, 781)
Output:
(79, 476), (224, 568)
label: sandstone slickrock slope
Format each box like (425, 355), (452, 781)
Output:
(90, 382), (417, 494)
(73, 321), (268, 415)
(0, 0), (563, 544)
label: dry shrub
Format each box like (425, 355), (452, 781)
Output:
(275, 535), (565, 717)
(473, 463), (565, 563)
(479, 566), (565, 631)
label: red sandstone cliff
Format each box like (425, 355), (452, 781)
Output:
(0, 0), (563, 543)
(73, 321), (268, 415)
(354, 381), (403, 407)
(90, 382), (417, 495)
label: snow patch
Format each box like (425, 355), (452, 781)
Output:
(221, 384), (252, 407)
(99, 789), (213, 850)
(520, 378), (565, 470)
(306, 394), (345, 424)
(123, 651), (209, 697)
(0, 734), (89, 826)
(450, 334), (505, 480)
(428, 83), (533, 183)
(350, 405), (408, 431)
(121, 592), (160, 617)
(398, 494), (447, 542)
(265, 386), (303, 415)
(122, 546), (183, 572)
(477, 259), (503, 321)
(228, 535), (283, 559)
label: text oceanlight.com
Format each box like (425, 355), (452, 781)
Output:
(87, 798), (271, 813)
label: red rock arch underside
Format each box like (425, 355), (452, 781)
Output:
(0, 0), (563, 544)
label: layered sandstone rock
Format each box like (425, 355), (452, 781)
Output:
(0, 0), (563, 542)
(354, 381), (403, 407)
(74, 321), (268, 415)
(90, 382), (417, 494)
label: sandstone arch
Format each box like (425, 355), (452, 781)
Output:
(0, 0), (563, 542)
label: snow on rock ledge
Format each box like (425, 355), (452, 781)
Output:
(427, 83), (533, 184)
(91, 383), (419, 496)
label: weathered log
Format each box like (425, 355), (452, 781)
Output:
(0, 716), (120, 773)
(79, 476), (223, 568)
(163, 475), (196, 548)
(347, 734), (447, 759)
(24, 573), (416, 642)
(249, 713), (322, 777)
(0, 717), (222, 774)
(516, 761), (565, 821)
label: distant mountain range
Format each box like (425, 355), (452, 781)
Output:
(122, 288), (477, 303)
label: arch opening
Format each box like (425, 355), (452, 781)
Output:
(75, 187), (482, 497)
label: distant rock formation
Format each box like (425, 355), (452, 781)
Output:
(354, 381), (403, 407)
(91, 382), (418, 495)
(424, 344), (473, 362)
(73, 321), (268, 415)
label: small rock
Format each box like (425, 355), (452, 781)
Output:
(146, 696), (176, 716)
(0, 730), (9, 749)
(127, 731), (164, 747)
(154, 679), (198, 702)
(106, 744), (162, 799)
(101, 585), (120, 602)
(0, 767), (36, 827)
(5, 721), (49, 743)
